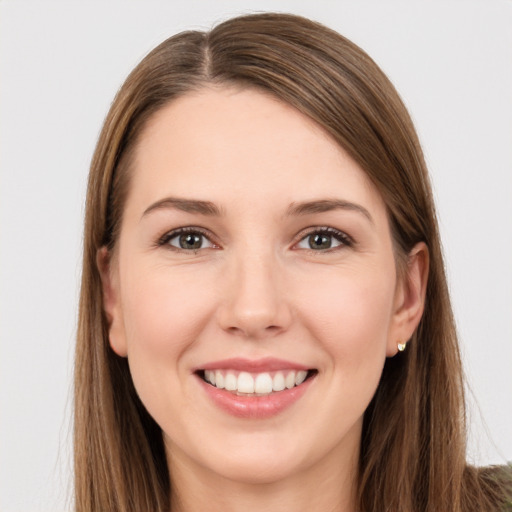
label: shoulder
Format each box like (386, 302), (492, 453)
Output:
(479, 464), (512, 511)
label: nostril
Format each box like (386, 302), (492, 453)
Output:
(216, 284), (292, 338)
(226, 326), (244, 335)
(224, 324), (283, 338)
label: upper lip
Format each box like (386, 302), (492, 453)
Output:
(196, 357), (311, 373)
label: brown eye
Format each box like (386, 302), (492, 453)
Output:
(160, 229), (215, 251)
(295, 228), (352, 251)
(308, 233), (332, 250)
(178, 233), (203, 250)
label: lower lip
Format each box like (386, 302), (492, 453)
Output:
(197, 374), (315, 419)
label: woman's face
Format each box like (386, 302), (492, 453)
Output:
(101, 87), (425, 487)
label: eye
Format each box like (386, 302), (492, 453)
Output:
(158, 228), (216, 251)
(295, 228), (352, 251)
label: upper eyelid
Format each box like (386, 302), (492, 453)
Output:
(294, 226), (353, 244)
(157, 226), (216, 246)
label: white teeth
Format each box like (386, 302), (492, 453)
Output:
(203, 369), (311, 394)
(215, 370), (225, 389)
(295, 370), (308, 385)
(237, 372), (255, 393)
(272, 372), (286, 391)
(254, 373), (273, 394)
(285, 372), (296, 389)
(205, 370), (215, 385)
(225, 372), (237, 391)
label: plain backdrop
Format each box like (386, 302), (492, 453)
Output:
(1, 1), (511, 510)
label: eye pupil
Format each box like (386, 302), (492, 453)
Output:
(309, 233), (331, 250)
(179, 233), (202, 250)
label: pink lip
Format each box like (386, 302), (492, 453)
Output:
(195, 358), (316, 419)
(197, 357), (310, 372)
(198, 377), (314, 419)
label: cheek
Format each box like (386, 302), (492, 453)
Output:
(118, 264), (218, 415)
(117, 263), (221, 433)
(296, 264), (396, 367)
(121, 265), (215, 355)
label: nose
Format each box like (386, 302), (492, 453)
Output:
(216, 251), (292, 339)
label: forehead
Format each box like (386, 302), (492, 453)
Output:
(127, 86), (385, 218)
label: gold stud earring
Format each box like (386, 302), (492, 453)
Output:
(397, 342), (407, 352)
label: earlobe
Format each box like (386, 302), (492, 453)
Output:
(387, 242), (429, 357)
(96, 247), (128, 357)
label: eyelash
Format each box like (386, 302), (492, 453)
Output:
(156, 227), (217, 253)
(294, 227), (353, 252)
(155, 226), (353, 253)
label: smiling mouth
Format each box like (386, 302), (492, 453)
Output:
(197, 369), (318, 396)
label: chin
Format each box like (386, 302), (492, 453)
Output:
(166, 427), (311, 486)
(207, 450), (307, 485)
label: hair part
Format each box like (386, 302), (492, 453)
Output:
(75, 12), (510, 512)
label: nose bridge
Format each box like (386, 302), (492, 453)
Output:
(218, 242), (290, 337)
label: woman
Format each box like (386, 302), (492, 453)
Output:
(74, 12), (511, 512)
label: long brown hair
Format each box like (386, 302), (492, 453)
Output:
(75, 12), (510, 511)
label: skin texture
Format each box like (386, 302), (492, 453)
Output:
(99, 87), (428, 512)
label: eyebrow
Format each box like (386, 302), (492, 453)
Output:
(141, 196), (373, 224)
(286, 199), (374, 224)
(142, 197), (222, 218)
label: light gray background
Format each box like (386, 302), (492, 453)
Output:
(1, 1), (511, 510)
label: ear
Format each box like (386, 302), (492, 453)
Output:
(386, 242), (429, 357)
(97, 247), (128, 357)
